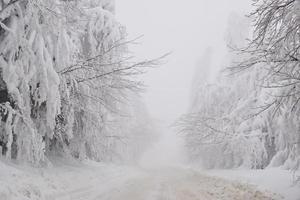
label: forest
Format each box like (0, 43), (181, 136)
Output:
(0, 0), (299, 172)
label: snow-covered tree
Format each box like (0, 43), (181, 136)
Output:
(0, 0), (160, 165)
(178, 3), (300, 170)
(177, 13), (270, 169)
(232, 0), (300, 170)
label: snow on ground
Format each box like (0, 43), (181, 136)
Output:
(201, 168), (300, 200)
(98, 166), (279, 200)
(0, 158), (280, 200)
(0, 159), (142, 200)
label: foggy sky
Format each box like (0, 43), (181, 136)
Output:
(116, 0), (251, 123)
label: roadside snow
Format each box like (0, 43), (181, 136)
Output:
(202, 168), (300, 200)
(0, 159), (142, 200)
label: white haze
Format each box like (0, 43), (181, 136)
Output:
(139, 125), (186, 168)
(116, 0), (251, 124)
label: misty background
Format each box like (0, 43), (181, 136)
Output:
(116, 0), (251, 123)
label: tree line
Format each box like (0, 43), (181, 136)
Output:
(177, 0), (300, 170)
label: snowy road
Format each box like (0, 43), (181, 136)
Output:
(47, 167), (277, 200)
(0, 130), (284, 200)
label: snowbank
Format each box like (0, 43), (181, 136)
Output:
(0, 159), (141, 200)
(201, 168), (300, 200)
